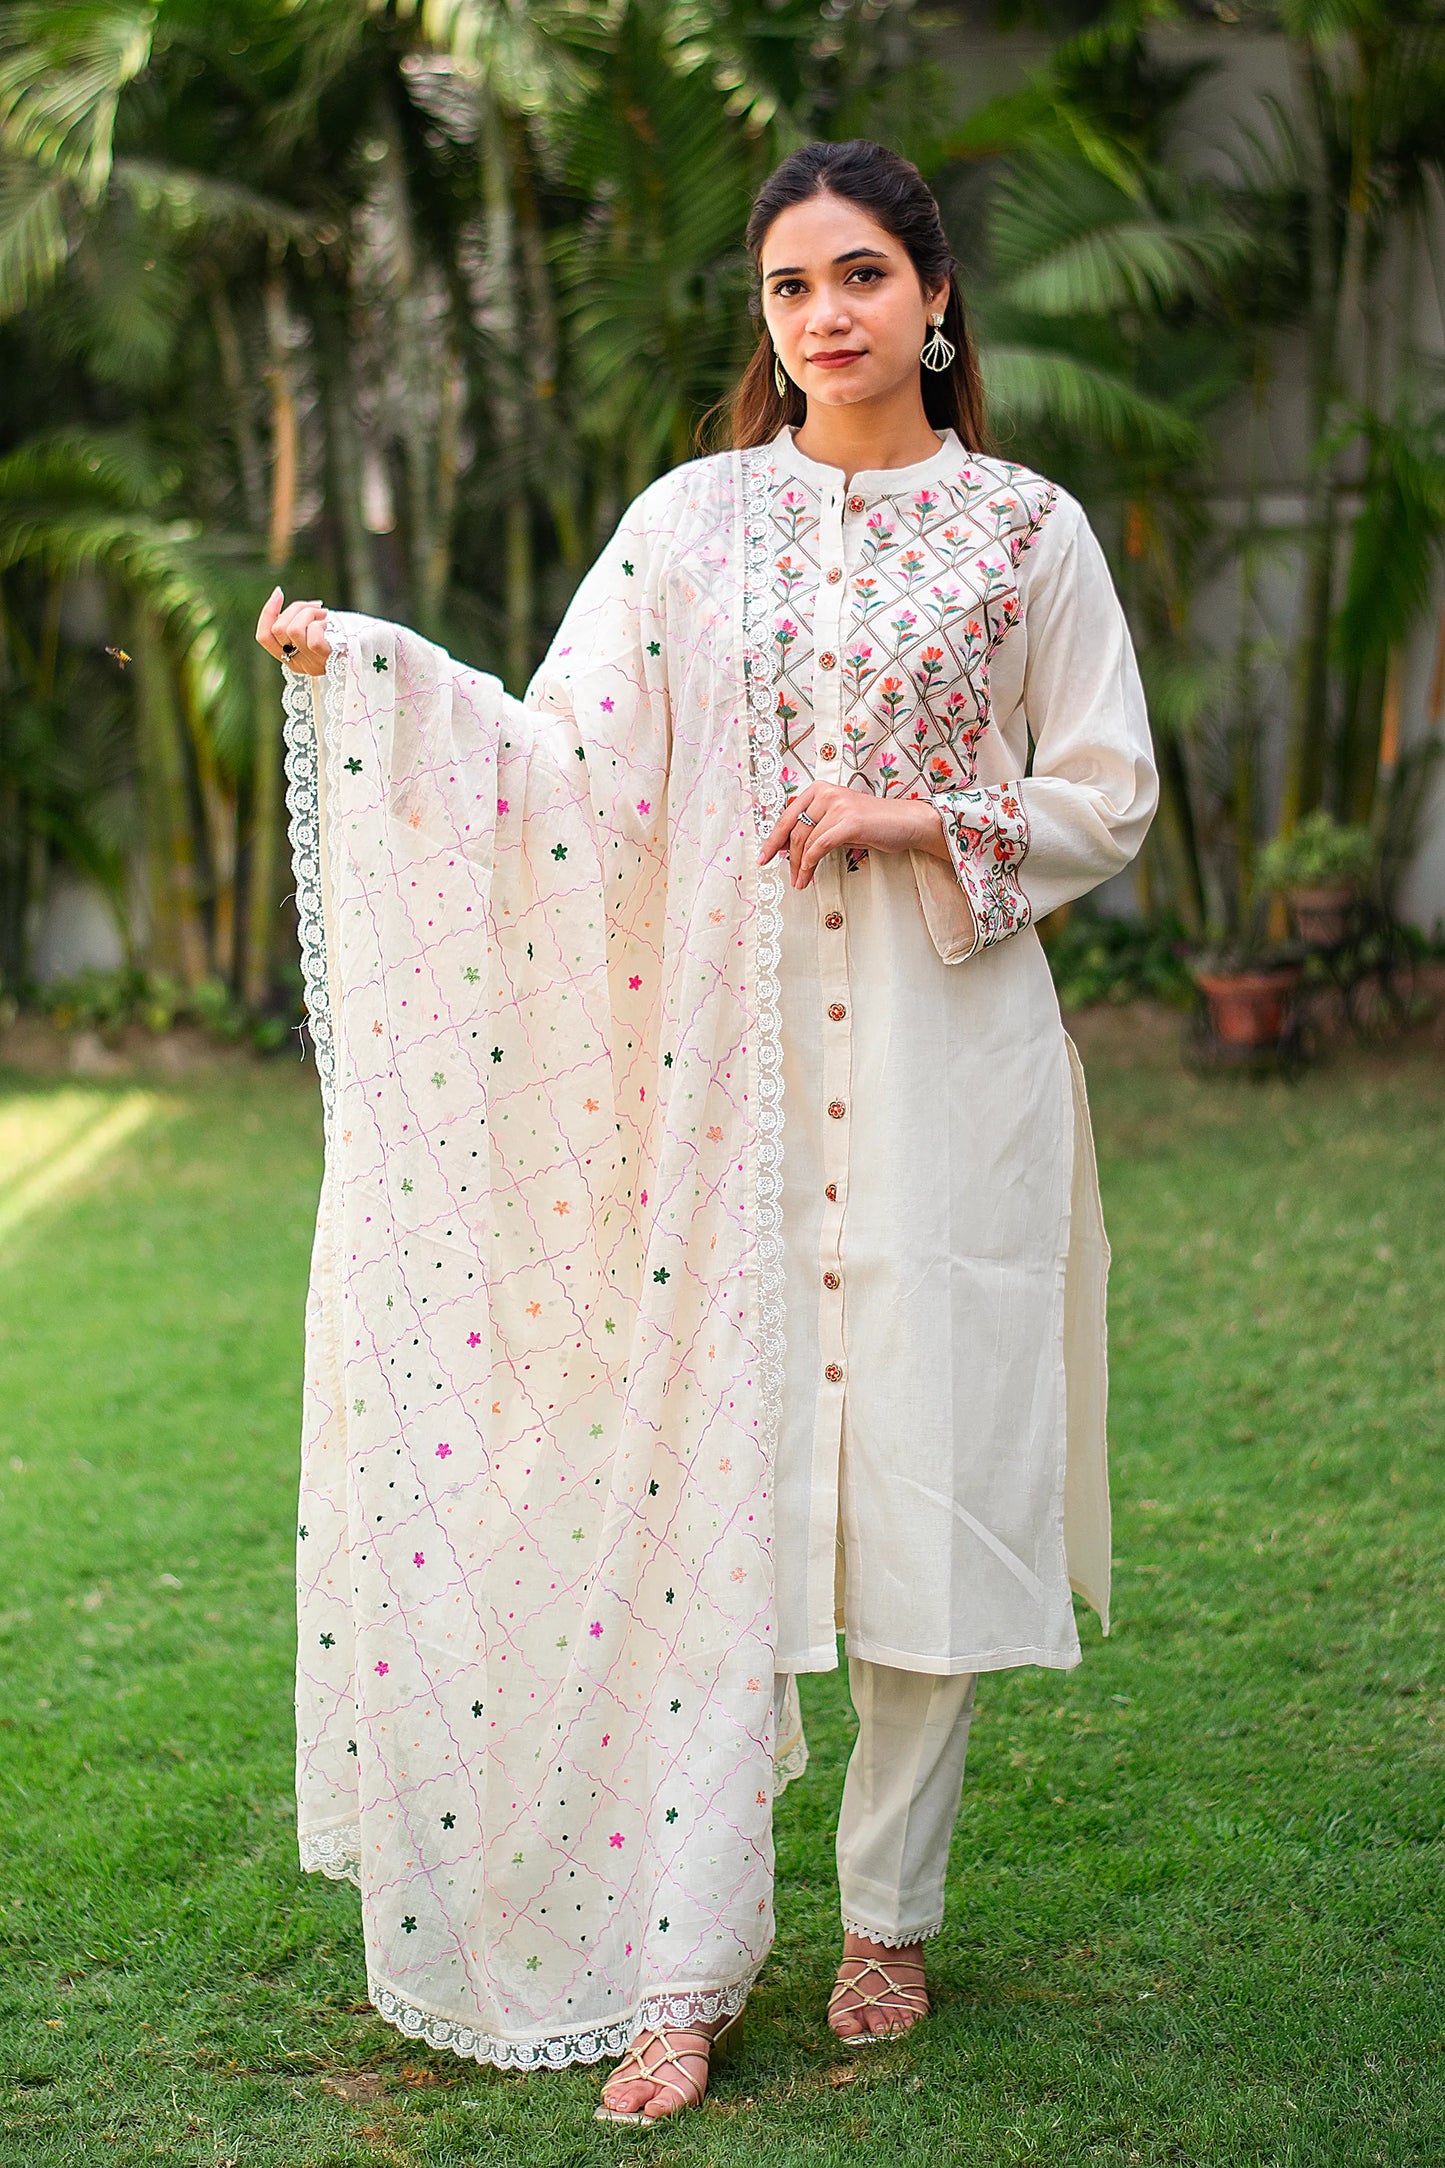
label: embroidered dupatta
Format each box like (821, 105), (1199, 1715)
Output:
(283, 449), (797, 2069)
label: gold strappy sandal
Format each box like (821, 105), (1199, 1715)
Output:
(593, 2007), (741, 2124)
(827, 1952), (930, 2047)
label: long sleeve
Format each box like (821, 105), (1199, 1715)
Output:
(925, 487), (1158, 959)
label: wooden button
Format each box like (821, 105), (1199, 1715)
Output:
(819, 742), (837, 761)
(847, 494), (865, 513)
(823, 1271), (841, 1291)
(826, 566), (842, 583)
(818, 651), (836, 669)
(824, 1182), (838, 1202)
(827, 1099), (846, 1120)
(824, 910), (843, 930)
(827, 1002), (846, 1021)
(824, 1363), (844, 1384)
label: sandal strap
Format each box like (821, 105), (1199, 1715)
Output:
(604, 2024), (717, 2107)
(829, 1955), (930, 2015)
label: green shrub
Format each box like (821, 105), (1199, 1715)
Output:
(1041, 907), (1195, 1010)
(31, 967), (298, 1054)
(1257, 809), (1375, 891)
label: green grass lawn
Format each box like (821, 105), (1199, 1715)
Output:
(1, 1020), (1443, 2167)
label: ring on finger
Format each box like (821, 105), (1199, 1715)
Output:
(281, 642), (298, 657)
(795, 809), (816, 828)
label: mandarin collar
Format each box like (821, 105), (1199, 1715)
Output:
(768, 423), (969, 499)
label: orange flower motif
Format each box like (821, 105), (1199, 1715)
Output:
(731, 1566), (744, 1582)
(526, 1300), (542, 1318)
(584, 1097), (599, 1113)
(719, 1458), (731, 1473)
(708, 909), (724, 924)
(706, 1124), (723, 1142)
(553, 1199), (570, 1216)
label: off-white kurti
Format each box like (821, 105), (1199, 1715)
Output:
(760, 426), (1157, 1675)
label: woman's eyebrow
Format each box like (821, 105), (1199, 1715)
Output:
(764, 247), (891, 281)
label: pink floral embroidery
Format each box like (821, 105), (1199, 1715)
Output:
(413, 1552), (425, 1567)
(375, 1661), (389, 1676)
(436, 1443), (451, 1458)
(933, 782), (1032, 952)
(589, 1621), (603, 1638)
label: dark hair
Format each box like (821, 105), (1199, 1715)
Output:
(719, 138), (990, 454)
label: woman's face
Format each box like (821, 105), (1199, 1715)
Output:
(759, 192), (948, 413)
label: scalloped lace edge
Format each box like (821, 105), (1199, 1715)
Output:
(300, 1824), (363, 1886)
(367, 1970), (760, 2073)
(282, 637), (349, 1126)
(839, 1917), (945, 1947)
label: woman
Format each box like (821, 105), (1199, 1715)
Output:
(257, 138), (1157, 2126)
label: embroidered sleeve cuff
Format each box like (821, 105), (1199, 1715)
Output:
(931, 784), (1032, 956)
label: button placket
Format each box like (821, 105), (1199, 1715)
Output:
(815, 846), (850, 1397)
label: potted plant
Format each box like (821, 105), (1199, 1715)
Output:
(1257, 810), (1375, 947)
(1188, 935), (1306, 1052)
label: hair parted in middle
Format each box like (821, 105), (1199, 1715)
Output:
(721, 137), (990, 455)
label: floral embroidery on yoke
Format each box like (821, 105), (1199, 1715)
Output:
(767, 460), (1056, 807)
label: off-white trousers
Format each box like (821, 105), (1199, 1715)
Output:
(776, 1659), (978, 1947)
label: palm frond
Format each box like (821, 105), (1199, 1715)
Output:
(0, 425), (173, 507)
(990, 152), (1256, 317)
(111, 160), (317, 246)
(0, 0), (153, 198)
(981, 344), (1205, 461)
(0, 156), (70, 318)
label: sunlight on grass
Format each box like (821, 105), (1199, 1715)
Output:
(0, 1089), (160, 1245)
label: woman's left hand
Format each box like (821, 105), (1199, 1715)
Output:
(758, 783), (950, 889)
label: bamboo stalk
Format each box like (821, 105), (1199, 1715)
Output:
(136, 608), (209, 991)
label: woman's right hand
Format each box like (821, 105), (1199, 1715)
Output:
(256, 587), (331, 675)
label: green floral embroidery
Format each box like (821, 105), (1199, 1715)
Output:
(463, 965), (480, 984)
(344, 757), (362, 775)
(320, 1633), (334, 1649)
(402, 1915), (417, 1932)
(491, 1047), (504, 1062)
(352, 1398), (365, 1415)
(526, 1954), (540, 1970)
(441, 1812), (455, 1829)
(590, 1423), (603, 1438)
(299, 1525), (308, 1540)
(604, 1318), (615, 1334)
(551, 843), (567, 861)
(647, 640), (660, 657)
(401, 1178), (413, 1193)
(670, 1699), (680, 1714)
(653, 1267), (669, 1284)
(648, 1480), (659, 1497)
(571, 1527), (585, 1542)
(665, 1587), (674, 1604)
(472, 1701), (484, 1717)
(658, 1915), (669, 1931)
(372, 654), (389, 673)
(665, 1807), (677, 1823)
(431, 1071), (445, 1087)
(622, 560), (634, 576)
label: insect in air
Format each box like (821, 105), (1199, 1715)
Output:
(104, 646), (132, 667)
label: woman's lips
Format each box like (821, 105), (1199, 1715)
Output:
(807, 350), (865, 369)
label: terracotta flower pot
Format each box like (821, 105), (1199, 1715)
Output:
(1193, 967), (1302, 1049)
(1287, 883), (1357, 947)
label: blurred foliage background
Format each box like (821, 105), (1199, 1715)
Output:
(2, 0), (1445, 1015)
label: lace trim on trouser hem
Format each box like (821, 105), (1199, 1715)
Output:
(369, 1970), (760, 2074)
(839, 1916), (945, 1948)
